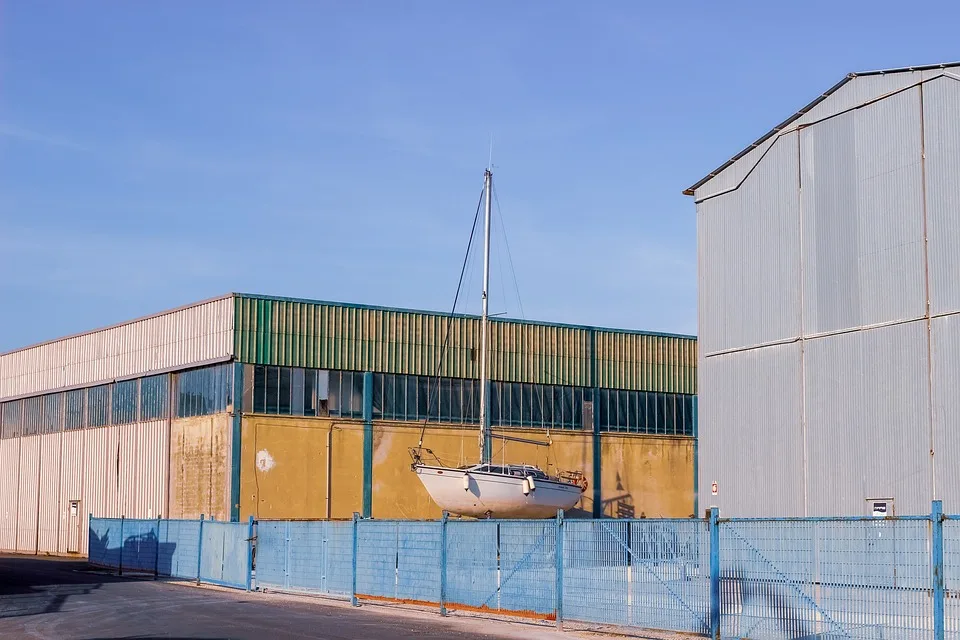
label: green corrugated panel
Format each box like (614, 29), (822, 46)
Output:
(233, 294), (696, 391)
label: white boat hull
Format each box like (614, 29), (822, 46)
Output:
(415, 465), (584, 519)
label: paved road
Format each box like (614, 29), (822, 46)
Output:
(0, 555), (589, 640)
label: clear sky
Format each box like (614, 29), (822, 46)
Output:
(1, 1), (958, 351)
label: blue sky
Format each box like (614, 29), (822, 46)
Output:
(1, 1), (958, 351)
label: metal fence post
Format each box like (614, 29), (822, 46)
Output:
(118, 515), (125, 576)
(555, 509), (564, 629)
(196, 514), (205, 585)
(284, 519), (291, 590)
(246, 515), (255, 592)
(351, 512), (360, 607)
(440, 511), (448, 616)
(933, 500), (944, 640)
(155, 516), (161, 579)
(709, 507), (720, 640)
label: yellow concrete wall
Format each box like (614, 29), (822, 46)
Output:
(599, 435), (694, 519)
(370, 423), (480, 519)
(240, 416), (363, 520)
(236, 414), (694, 520)
(168, 414), (231, 520)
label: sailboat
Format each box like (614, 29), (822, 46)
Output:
(410, 168), (587, 519)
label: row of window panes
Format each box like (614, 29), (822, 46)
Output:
(0, 374), (169, 438)
(246, 364), (696, 435)
(0, 363), (234, 438)
(597, 389), (695, 436)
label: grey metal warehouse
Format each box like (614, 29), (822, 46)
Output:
(687, 62), (960, 516)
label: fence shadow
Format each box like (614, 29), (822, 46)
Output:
(88, 527), (178, 576)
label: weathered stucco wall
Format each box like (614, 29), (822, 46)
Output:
(168, 414), (230, 520)
(238, 414), (694, 520)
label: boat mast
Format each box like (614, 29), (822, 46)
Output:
(479, 168), (493, 464)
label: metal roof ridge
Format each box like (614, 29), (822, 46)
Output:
(235, 293), (697, 340)
(682, 61), (960, 197)
(0, 293), (235, 359)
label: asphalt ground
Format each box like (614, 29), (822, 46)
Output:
(0, 554), (618, 640)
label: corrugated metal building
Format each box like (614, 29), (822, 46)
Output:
(0, 294), (697, 555)
(687, 62), (960, 516)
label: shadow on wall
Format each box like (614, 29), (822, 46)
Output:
(88, 528), (177, 577)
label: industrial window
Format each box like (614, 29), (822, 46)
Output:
(42, 393), (63, 434)
(64, 389), (85, 430)
(112, 379), (138, 425)
(177, 363), (232, 418)
(1, 400), (22, 438)
(86, 385), (110, 427)
(22, 396), (43, 436)
(251, 366), (331, 417)
(140, 374), (169, 421)
(596, 389), (695, 436)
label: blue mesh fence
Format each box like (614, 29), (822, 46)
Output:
(445, 520), (498, 610)
(255, 520), (353, 597)
(158, 519), (201, 579)
(121, 519), (161, 573)
(397, 522), (441, 602)
(356, 520), (399, 599)
(92, 507), (960, 637)
(199, 520), (249, 589)
(943, 518), (960, 640)
(499, 520), (556, 615)
(720, 518), (932, 640)
(88, 518), (123, 569)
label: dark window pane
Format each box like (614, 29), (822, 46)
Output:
(597, 389), (609, 429)
(382, 374), (395, 420)
(656, 393), (667, 434)
(304, 369), (317, 417)
(140, 375), (169, 421)
(278, 367), (292, 415)
(351, 372), (365, 417)
(521, 384), (532, 427)
(112, 380), (138, 425)
(253, 366), (266, 413)
(618, 390), (630, 431)
(417, 376), (430, 421)
(540, 386), (553, 429)
(510, 383), (522, 427)
(373, 374), (384, 418)
(562, 387), (574, 429)
(64, 390), (84, 430)
(87, 385), (110, 427)
(449, 379), (461, 423)
(1, 400), (22, 438)
(22, 396), (42, 436)
(573, 388), (584, 429)
(291, 368), (305, 416)
(665, 394), (677, 435)
(327, 371), (341, 416)
(265, 366), (280, 414)
(42, 393), (63, 434)
(439, 378), (451, 422)
(405, 375), (417, 421)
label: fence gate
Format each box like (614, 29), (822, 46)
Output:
(562, 519), (711, 634)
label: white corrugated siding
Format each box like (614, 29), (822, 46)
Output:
(83, 426), (120, 558)
(37, 432), (62, 554)
(697, 71), (960, 516)
(698, 342), (803, 517)
(135, 421), (168, 519)
(0, 438), (20, 550)
(0, 296), (233, 400)
(16, 435), (41, 553)
(931, 314), (960, 512)
(118, 424), (139, 519)
(800, 87), (925, 335)
(58, 429), (85, 554)
(924, 75), (960, 316)
(804, 321), (930, 515)
(697, 132), (801, 355)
